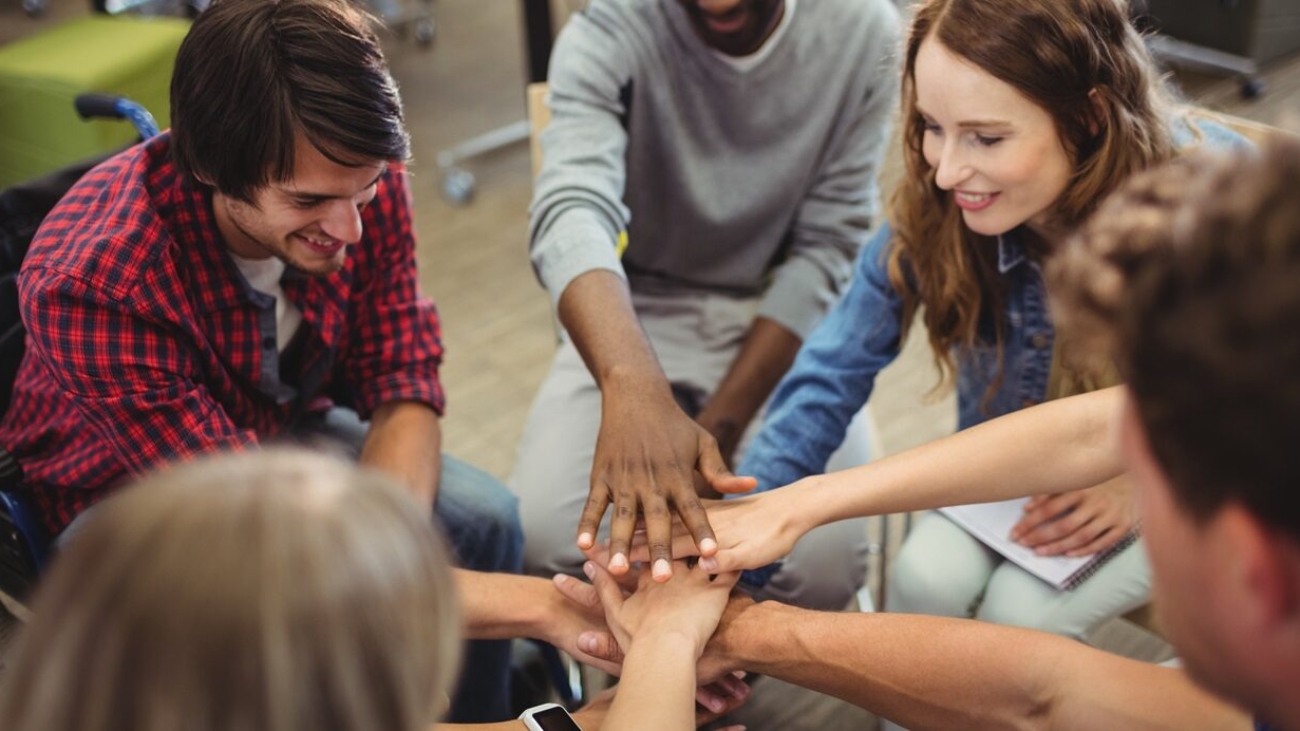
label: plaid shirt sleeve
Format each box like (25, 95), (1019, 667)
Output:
(20, 265), (258, 475)
(337, 166), (445, 418)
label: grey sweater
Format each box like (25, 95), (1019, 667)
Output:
(529, 0), (899, 338)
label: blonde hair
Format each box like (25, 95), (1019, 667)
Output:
(0, 449), (460, 731)
(886, 0), (1176, 397)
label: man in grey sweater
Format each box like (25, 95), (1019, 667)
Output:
(512, 0), (899, 613)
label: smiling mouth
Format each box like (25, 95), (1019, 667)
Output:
(954, 191), (999, 211)
(298, 234), (346, 255)
(701, 8), (749, 34)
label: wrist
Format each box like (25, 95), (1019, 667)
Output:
(633, 622), (710, 659)
(771, 477), (826, 535)
(518, 576), (562, 642)
(713, 599), (795, 674)
(597, 361), (670, 394)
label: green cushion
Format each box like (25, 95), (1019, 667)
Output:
(0, 15), (190, 188)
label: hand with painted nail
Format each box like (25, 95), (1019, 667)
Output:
(585, 558), (743, 730)
(577, 385), (757, 583)
(609, 488), (810, 576)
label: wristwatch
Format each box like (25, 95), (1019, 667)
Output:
(518, 703), (582, 731)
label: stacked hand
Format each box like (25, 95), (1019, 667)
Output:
(580, 488), (804, 580)
(580, 388), (757, 581)
(555, 560), (751, 724)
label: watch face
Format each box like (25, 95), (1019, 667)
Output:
(531, 706), (581, 731)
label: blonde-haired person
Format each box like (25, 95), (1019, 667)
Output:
(0, 450), (746, 731)
(734, 0), (1246, 642)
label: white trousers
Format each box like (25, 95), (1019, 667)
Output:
(885, 511), (1152, 640)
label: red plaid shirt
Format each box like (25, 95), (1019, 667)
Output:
(0, 134), (445, 533)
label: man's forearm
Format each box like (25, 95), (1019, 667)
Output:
(359, 400), (441, 511)
(716, 601), (1245, 731)
(558, 269), (666, 393)
(696, 317), (801, 460)
(455, 570), (557, 641)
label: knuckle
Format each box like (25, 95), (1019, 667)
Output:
(615, 504), (638, 519)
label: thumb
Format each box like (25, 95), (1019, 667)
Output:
(552, 573), (599, 610)
(585, 560), (626, 613)
(577, 631), (625, 668)
(697, 443), (758, 494)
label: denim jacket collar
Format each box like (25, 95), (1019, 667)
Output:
(997, 228), (1028, 274)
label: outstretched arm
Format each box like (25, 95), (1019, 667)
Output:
(453, 570), (619, 675)
(630, 387), (1129, 573)
(706, 599), (1248, 731)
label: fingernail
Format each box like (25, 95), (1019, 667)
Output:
(700, 537), (718, 554)
(700, 557), (719, 573)
(653, 558), (671, 580)
(583, 561), (595, 578)
(610, 553), (628, 570)
(578, 634), (595, 653)
(578, 532), (593, 548)
(709, 697), (724, 712)
(731, 670), (746, 678)
(553, 574), (568, 586)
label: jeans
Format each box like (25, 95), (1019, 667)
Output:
(295, 407), (525, 723)
(58, 407), (525, 722)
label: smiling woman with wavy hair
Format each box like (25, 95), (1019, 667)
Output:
(888, 0), (1175, 387)
(740, 0), (1247, 654)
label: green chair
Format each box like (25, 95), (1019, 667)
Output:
(0, 15), (188, 188)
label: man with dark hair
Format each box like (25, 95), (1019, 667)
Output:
(0, 0), (585, 722)
(576, 141), (1300, 730)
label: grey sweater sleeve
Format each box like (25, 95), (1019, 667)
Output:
(757, 2), (900, 339)
(527, 13), (634, 306)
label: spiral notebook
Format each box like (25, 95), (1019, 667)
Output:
(939, 497), (1140, 590)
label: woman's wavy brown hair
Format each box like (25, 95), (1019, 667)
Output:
(887, 0), (1176, 393)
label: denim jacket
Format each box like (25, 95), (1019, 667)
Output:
(738, 118), (1249, 493)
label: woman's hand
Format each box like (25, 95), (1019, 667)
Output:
(586, 559), (739, 656)
(593, 487), (810, 575)
(1010, 476), (1138, 557)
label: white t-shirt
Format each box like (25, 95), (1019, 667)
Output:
(711, 0), (798, 72)
(229, 253), (303, 352)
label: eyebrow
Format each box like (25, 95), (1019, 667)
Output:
(284, 168), (387, 200)
(916, 106), (1013, 130)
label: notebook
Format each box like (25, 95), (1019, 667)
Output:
(939, 497), (1140, 590)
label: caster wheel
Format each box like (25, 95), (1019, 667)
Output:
(22, 0), (46, 16)
(415, 18), (436, 47)
(1241, 77), (1265, 99)
(441, 167), (475, 206)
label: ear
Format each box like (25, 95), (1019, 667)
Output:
(1220, 504), (1300, 630)
(1086, 88), (1108, 137)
